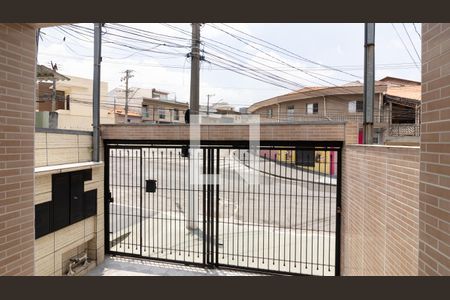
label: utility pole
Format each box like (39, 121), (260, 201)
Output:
(189, 23), (201, 116)
(51, 78), (57, 112)
(187, 23), (202, 231)
(206, 93), (214, 115)
(121, 69), (134, 123)
(50, 61), (57, 112)
(92, 23), (102, 162)
(363, 23), (375, 144)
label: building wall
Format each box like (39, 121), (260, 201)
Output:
(36, 82), (66, 111)
(56, 102), (115, 131)
(34, 165), (104, 276)
(36, 77), (114, 131)
(56, 75), (109, 105)
(100, 122), (357, 142)
(34, 129), (104, 275)
(114, 114), (143, 124)
(252, 93), (384, 122)
(0, 24), (36, 276)
(142, 98), (188, 123)
(35, 130), (94, 167)
(419, 23), (450, 275)
(342, 145), (420, 275)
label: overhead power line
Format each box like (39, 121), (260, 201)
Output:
(205, 24), (365, 97)
(402, 23), (421, 62)
(39, 50), (420, 71)
(218, 23), (362, 79)
(391, 23), (420, 70)
(161, 22), (362, 86)
(413, 23), (421, 39)
(205, 24), (354, 85)
(160, 23), (367, 97)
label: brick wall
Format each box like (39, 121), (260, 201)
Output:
(101, 122), (350, 142)
(0, 24), (36, 275)
(342, 145), (420, 275)
(419, 23), (450, 275)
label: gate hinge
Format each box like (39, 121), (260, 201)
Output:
(336, 206), (341, 214)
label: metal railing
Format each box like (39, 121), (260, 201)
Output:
(388, 124), (421, 136)
(105, 142), (341, 276)
(252, 112), (391, 124)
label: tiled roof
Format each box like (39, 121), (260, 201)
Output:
(386, 85), (421, 101)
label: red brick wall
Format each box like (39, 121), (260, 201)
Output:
(0, 24), (36, 275)
(342, 145), (420, 275)
(419, 23), (450, 275)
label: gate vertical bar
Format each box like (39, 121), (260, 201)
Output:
(104, 144), (110, 253)
(335, 148), (342, 276)
(202, 148), (207, 266)
(140, 148), (143, 256)
(215, 148), (220, 267)
(209, 148), (214, 265)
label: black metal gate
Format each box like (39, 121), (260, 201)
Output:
(104, 141), (342, 276)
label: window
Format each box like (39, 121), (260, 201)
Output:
(348, 100), (363, 113)
(268, 108), (273, 118)
(142, 105), (149, 118)
(287, 105), (295, 120)
(357, 100), (363, 112)
(306, 103), (318, 114)
(159, 108), (166, 119)
(174, 109), (179, 121)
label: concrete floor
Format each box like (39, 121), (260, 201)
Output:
(88, 255), (263, 276)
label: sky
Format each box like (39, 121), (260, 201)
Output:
(37, 23), (422, 109)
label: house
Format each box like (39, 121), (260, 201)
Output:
(106, 86), (150, 119)
(247, 76), (421, 144)
(141, 89), (189, 124)
(36, 67), (115, 130)
(36, 64), (71, 111)
(108, 87), (188, 124)
(197, 101), (243, 124)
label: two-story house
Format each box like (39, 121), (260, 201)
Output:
(247, 76), (421, 144)
(141, 89), (188, 124)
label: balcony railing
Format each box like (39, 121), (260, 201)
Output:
(388, 124), (420, 136)
(253, 112), (391, 123)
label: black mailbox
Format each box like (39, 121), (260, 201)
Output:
(181, 145), (189, 158)
(146, 179), (157, 193)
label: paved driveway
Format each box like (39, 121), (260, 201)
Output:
(88, 255), (262, 276)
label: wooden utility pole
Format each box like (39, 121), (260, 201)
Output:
(121, 69), (134, 123)
(363, 23), (375, 144)
(189, 23), (201, 116)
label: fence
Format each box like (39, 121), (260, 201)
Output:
(105, 141), (342, 276)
